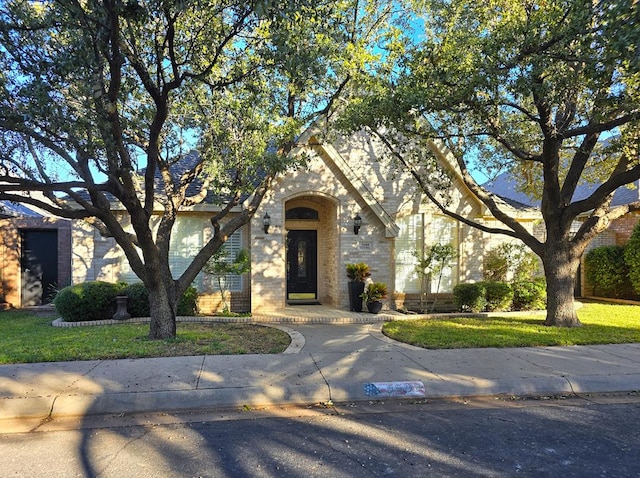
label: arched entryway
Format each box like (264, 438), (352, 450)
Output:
(285, 195), (339, 307)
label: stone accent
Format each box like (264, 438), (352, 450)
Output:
(250, 147), (396, 313)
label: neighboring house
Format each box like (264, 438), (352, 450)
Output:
(1, 129), (542, 312)
(484, 174), (640, 297)
(0, 200), (72, 307)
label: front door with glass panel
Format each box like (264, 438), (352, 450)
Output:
(286, 230), (317, 301)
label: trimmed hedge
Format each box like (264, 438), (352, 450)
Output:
(512, 278), (547, 311)
(125, 283), (199, 317)
(55, 282), (199, 321)
(124, 283), (150, 317)
(585, 245), (632, 298)
(454, 280), (545, 312)
(483, 281), (513, 312)
(625, 222), (640, 295)
(453, 283), (487, 313)
(53, 281), (126, 322)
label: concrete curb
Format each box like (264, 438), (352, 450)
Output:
(5, 373), (640, 422)
(2, 321), (639, 423)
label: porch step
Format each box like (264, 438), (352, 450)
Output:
(251, 305), (403, 324)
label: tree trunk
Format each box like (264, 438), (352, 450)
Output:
(147, 283), (177, 339)
(542, 243), (582, 327)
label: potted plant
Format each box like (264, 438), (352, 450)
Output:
(361, 281), (388, 314)
(346, 262), (369, 312)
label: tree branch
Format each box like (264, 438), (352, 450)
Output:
(372, 128), (543, 254)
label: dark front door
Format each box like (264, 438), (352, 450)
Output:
(21, 229), (59, 306)
(287, 230), (317, 301)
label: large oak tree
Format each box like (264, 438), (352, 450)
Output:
(0, 0), (390, 338)
(343, 0), (640, 326)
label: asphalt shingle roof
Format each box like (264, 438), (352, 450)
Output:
(483, 174), (640, 209)
(0, 200), (46, 218)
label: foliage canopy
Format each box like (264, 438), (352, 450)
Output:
(342, 0), (640, 326)
(0, 0), (392, 338)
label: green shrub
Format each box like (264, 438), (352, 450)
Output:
(512, 279), (546, 311)
(454, 281), (515, 312)
(625, 222), (640, 295)
(483, 281), (513, 312)
(177, 285), (199, 316)
(453, 283), (487, 313)
(123, 283), (199, 317)
(53, 284), (89, 322)
(512, 253), (540, 283)
(204, 248), (250, 313)
(54, 281), (125, 322)
(361, 282), (388, 303)
(586, 245), (633, 298)
(124, 283), (150, 317)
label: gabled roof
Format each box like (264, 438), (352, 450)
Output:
(483, 173), (640, 208)
(311, 138), (400, 237)
(287, 121), (400, 237)
(0, 199), (53, 219)
(296, 124), (543, 235)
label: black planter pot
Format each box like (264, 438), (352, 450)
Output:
(367, 300), (383, 314)
(348, 282), (365, 312)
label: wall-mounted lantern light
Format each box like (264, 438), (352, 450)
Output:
(263, 212), (271, 234)
(353, 213), (362, 235)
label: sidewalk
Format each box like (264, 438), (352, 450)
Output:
(2, 321), (640, 426)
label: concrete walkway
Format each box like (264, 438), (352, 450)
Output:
(2, 309), (640, 427)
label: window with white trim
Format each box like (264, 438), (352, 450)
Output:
(169, 216), (205, 290)
(428, 216), (459, 293)
(395, 214), (423, 293)
(120, 216), (209, 291)
(118, 218), (246, 293)
(394, 214), (459, 293)
(210, 230), (244, 292)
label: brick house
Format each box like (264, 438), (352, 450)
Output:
(247, 129), (540, 313)
(1, 129), (541, 312)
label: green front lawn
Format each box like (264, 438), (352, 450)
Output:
(382, 302), (640, 349)
(0, 311), (291, 364)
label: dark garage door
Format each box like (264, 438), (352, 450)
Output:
(21, 229), (59, 306)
